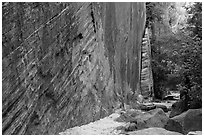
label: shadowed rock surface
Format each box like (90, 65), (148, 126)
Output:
(169, 99), (188, 118)
(165, 109), (202, 134)
(126, 127), (183, 135)
(2, 2), (146, 135)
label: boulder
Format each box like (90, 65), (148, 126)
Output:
(116, 108), (169, 132)
(140, 103), (156, 111)
(133, 108), (169, 129)
(124, 122), (137, 131)
(169, 98), (188, 118)
(165, 109), (202, 134)
(125, 127), (182, 135)
(170, 96), (202, 118)
(155, 104), (168, 112)
(114, 109), (145, 123)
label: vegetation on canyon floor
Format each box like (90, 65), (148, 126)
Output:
(146, 2), (202, 108)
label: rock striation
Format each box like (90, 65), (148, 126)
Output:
(2, 2), (146, 135)
(140, 28), (153, 98)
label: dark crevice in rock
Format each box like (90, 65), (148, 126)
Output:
(3, 89), (25, 118)
(90, 3), (96, 33)
(3, 108), (23, 134)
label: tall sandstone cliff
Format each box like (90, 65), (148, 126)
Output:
(141, 28), (153, 98)
(2, 2), (146, 134)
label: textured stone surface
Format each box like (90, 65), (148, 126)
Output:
(169, 93), (201, 118)
(130, 108), (169, 130)
(169, 98), (188, 118)
(2, 2), (146, 135)
(155, 104), (168, 112)
(141, 28), (153, 98)
(115, 108), (169, 132)
(126, 127), (182, 135)
(140, 103), (156, 111)
(114, 109), (145, 122)
(165, 109), (202, 134)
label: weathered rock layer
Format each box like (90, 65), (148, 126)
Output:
(2, 2), (146, 134)
(141, 28), (153, 98)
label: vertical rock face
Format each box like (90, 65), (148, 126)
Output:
(141, 28), (154, 98)
(104, 3), (146, 103)
(2, 2), (146, 135)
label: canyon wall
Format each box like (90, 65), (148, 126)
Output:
(2, 2), (146, 134)
(141, 28), (154, 98)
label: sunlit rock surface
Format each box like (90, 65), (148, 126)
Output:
(141, 28), (153, 98)
(2, 2), (146, 134)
